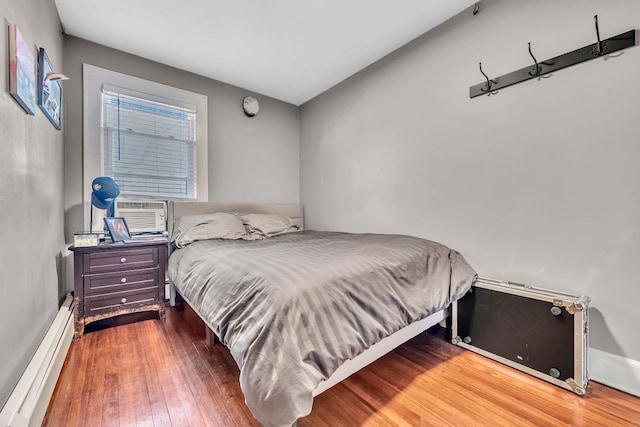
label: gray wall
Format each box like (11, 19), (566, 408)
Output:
(0, 0), (65, 406)
(300, 0), (640, 361)
(64, 36), (300, 248)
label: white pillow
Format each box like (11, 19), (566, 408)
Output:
(240, 213), (299, 238)
(172, 213), (249, 247)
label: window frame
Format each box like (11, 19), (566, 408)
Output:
(83, 64), (208, 230)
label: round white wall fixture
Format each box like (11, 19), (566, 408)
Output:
(243, 96), (259, 117)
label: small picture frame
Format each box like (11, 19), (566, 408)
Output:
(37, 48), (62, 130)
(104, 217), (131, 243)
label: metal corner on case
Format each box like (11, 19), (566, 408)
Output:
(566, 378), (586, 395)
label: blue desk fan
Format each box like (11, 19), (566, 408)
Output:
(90, 176), (120, 232)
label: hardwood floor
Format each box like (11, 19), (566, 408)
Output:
(44, 305), (640, 426)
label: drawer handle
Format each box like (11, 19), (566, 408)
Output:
(121, 298), (127, 304)
(120, 257), (127, 263)
(121, 277), (127, 283)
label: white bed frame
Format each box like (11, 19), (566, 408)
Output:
(167, 201), (445, 396)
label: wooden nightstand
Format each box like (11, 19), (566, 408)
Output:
(70, 240), (168, 338)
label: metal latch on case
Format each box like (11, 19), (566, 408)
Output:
(566, 303), (584, 315)
(552, 299), (584, 315)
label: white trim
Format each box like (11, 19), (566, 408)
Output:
(589, 348), (640, 397)
(0, 295), (74, 427)
(82, 64), (208, 230)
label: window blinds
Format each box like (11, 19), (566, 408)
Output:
(101, 90), (197, 199)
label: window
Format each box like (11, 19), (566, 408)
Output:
(83, 64), (208, 230)
(101, 90), (197, 199)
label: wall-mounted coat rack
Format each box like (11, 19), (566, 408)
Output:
(470, 16), (637, 98)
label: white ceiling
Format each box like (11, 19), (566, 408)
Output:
(55, 0), (475, 106)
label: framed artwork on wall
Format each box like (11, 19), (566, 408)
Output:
(37, 48), (62, 129)
(8, 24), (36, 115)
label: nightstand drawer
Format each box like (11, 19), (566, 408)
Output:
(84, 267), (159, 295)
(85, 287), (159, 317)
(83, 247), (159, 273)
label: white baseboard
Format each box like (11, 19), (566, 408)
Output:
(0, 295), (74, 427)
(589, 347), (640, 397)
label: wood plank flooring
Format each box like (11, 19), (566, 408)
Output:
(44, 304), (640, 426)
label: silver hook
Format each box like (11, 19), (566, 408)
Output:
(472, 3), (480, 15)
(528, 42), (541, 76)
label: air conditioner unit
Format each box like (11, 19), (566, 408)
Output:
(90, 199), (167, 234)
(115, 200), (167, 233)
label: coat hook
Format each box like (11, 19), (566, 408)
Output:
(472, 3), (480, 15)
(479, 62), (494, 92)
(593, 15), (607, 56)
(528, 42), (542, 76)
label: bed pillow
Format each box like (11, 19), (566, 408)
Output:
(240, 213), (299, 238)
(172, 212), (249, 247)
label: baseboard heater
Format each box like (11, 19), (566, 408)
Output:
(0, 294), (74, 427)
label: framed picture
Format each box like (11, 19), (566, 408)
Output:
(37, 48), (62, 130)
(8, 24), (36, 115)
(104, 217), (132, 243)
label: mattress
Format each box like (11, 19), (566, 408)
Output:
(168, 230), (476, 426)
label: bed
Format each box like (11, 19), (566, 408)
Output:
(166, 202), (477, 426)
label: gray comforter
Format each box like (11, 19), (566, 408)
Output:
(167, 231), (476, 426)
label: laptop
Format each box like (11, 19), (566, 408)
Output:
(104, 217), (166, 243)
